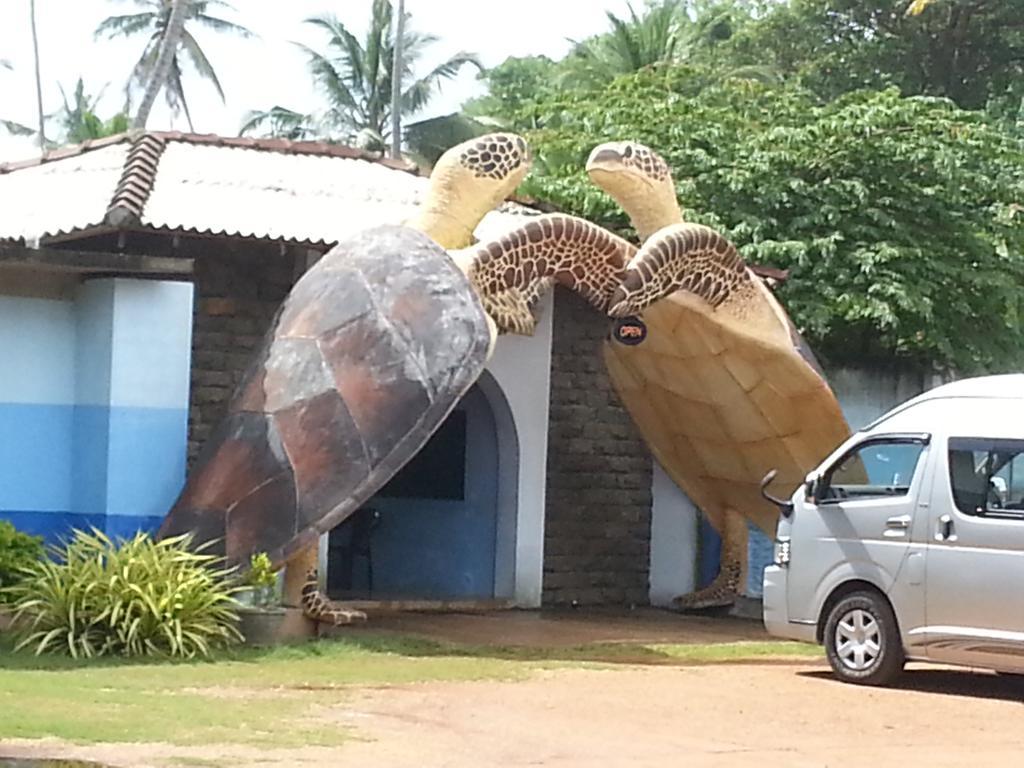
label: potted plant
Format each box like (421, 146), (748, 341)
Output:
(235, 552), (287, 646)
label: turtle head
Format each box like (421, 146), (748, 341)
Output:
(411, 133), (532, 249)
(586, 141), (680, 241)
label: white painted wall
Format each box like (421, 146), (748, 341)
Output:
(484, 291), (554, 608)
(648, 462), (699, 607)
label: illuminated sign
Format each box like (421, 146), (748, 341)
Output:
(612, 316), (647, 346)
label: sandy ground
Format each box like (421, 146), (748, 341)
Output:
(4, 612), (1024, 767)
(5, 663), (1024, 767)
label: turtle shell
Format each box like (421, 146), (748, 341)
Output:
(158, 225), (492, 568)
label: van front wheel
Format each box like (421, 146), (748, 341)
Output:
(823, 591), (904, 686)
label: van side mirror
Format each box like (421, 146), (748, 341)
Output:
(760, 470), (794, 518)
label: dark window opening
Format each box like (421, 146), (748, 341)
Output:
(377, 410), (467, 500)
(949, 437), (1024, 518)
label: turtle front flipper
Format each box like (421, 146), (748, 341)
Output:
(160, 225), (493, 585)
(458, 214), (637, 334)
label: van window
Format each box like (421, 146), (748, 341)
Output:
(820, 440), (926, 502)
(948, 437), (1024, 518)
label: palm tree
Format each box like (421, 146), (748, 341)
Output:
(561, 0), (688, 87)
(294, 0), (481, 149)
(95, 0), (253, 131)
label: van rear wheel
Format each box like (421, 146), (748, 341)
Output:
(823, 591), (904, 686)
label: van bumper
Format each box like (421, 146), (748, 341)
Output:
(762, 565), (817, 644)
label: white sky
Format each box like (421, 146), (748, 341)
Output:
(0, 0), (635, 161)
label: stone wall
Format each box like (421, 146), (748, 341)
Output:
(543, 288), (653, 606)
(187, 244), (299, 462)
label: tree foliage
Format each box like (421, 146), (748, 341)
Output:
(516, 67), (1024, 372)
(726, 0), (1024, 110)
(56, 79), (129, 143)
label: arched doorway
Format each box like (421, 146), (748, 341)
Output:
(327, 372), (519, 600)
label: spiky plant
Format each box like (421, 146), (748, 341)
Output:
(8, 529), (242, 659)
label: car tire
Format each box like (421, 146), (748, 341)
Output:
(823, 591), (904, 686)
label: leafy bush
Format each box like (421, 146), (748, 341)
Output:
(8, 529), (242, 658)
(245, 552), (277, 590)
(515, 68), (1024, 372)
(0, 521), (44, 604)
(239, 551), (279, 608)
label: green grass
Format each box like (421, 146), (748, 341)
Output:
(0, 633), (820, 748)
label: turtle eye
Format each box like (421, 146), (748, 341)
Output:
(623, 145), (634, 159)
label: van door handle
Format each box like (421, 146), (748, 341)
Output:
(886, 514), (911, 530)
(936, 514), (956, 541)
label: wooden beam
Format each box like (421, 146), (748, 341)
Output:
(0, 243), (193, 276)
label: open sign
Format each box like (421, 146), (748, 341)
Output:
(612, 316), (647, 346)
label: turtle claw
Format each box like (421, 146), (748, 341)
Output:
(320, 606), (368, 626)
(672, 586), (736, 613)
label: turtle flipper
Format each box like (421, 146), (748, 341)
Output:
(159, 226), (493, 571)
(607, 223), (750, 317)
(672, 510), (747, 612)
(463, 214), (635, 333)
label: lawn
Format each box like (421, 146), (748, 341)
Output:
(0, 633), (820, 749)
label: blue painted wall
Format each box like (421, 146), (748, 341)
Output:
(0, 279), (193, 544)
(332, 386), (501, 600)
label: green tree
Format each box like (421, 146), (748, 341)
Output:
(464, 56), (563, 127)
(95, 0), (253, 131)
(56, 79), (129, 143)
(517, 67), (1024, 373)
(727, 0), (1024, 110)
(290, 0), (480, 149)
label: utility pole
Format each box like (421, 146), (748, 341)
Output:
(390, 0), (406, 159)
(29, 0), (46, 152)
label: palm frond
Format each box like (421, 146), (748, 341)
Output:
(1, 120), (34, 136)
(168, 61), (195, 131)
(94, 12), (157, 39)
(401, 52), (481, 116)
(193, 13), (255, 38)
(294, 42), (361, 123)
(239, 105), (315, 139)
(180, 29), (225, 102)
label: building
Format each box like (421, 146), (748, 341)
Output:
(0, 132), (939, 609)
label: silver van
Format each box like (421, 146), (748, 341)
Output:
(762, 374), (1024, 685)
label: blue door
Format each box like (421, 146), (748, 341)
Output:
(328, 384), (499, 599)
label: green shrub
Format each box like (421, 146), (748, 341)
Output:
(8, 528), (243, 658)
(246, 551), (277, 590)
(0, 521), (44, 604)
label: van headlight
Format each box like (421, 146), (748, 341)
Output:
(773, 537), (791, 567)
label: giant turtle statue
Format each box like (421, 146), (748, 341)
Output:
(158, 133), (629, 623)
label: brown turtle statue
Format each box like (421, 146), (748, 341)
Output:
(157, 133), (630, 625)
(587, 140), (851, 609)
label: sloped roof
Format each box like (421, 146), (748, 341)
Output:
(0, 131), (538, 247)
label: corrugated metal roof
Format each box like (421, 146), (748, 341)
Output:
(0, 142), (129, 243)
(0, 131), (538, 247)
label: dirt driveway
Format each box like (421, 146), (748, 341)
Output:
(333, 662), (1024, 768)
(5, 661), (1024, 767)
